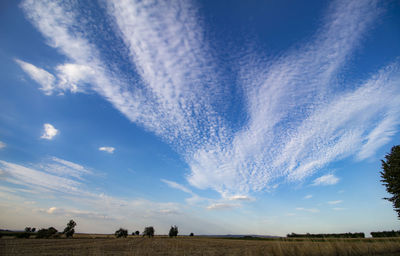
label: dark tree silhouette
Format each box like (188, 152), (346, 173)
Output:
(169, 225), (178, 237)
(143, 226), (154, 237)
(115, 228), (128, 238)
(63, 220), (76, 238)
(189, 232), (194, 236)
(36, 227), (58, 238)
(135, 230), (140, 236)
(380, 145), (400, 219)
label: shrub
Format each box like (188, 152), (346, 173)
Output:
(115, 228), (128, 238)
(36, 227), (58, 238)
(190, 233), (194, 236)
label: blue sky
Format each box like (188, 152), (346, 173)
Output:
(0, 0), (399, 236)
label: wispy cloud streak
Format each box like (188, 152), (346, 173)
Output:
(20, 0), (400, 197)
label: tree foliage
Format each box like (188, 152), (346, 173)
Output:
(63, 220), (76, 238)
(36, 227), (58, 238)
(189, 232), (194, 237)
(169, 225), (178, 237)
(380, 145), (400, 219)
(115, 228), (128, 238)
(135, 230), (140, 236)
(143, 226), (154, 237)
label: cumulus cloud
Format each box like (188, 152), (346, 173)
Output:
(41, 123), (58, 140)
(0, 141), (6, 149)
(20, 0), (400, 197)
(15, 59), (55, 95)
(99, 147), (115, 154)
(312, 174), (339, 186)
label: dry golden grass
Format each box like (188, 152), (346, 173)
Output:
(1, 236), (400, 255)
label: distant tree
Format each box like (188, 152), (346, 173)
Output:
(169, 225), (178, 237)
(115, 228), (128, 238)
(25, 227), (32, 233)
(36, 227), (58, 238)
(189, 233), (194, 237)
(380, 145), (400, 219)
(32, 228), (36, 232)
(135, 230), (140, 236)
(143, 226), (154, 238)
(63, 220), (76, 238)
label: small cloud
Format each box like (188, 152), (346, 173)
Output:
(333, 207), (345, 211)
(285, 213), (296, 216)
(228, 195), (254, 201)
(295, 207), (320, 213)
(47, 206), (57, 214)
(304, 194), (313, 199)
(206, 203), (239, 210)
(327, 200), (342, 205)
(312, 174), (339, 186)
(99, 147), (115, 154)
(0, 141), (6, 149)
(41, 123), (58, 140)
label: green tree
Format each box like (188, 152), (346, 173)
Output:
(135, 230), (140, 236)
(380, 145), (400, 219)
(169, 225), (178, 237)
(143, 226), (154, 237)
(63, 220), (76, 238)
(115, 228), (128, 238)
(36, 227), (58, 238)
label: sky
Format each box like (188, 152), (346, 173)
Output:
(0, 0), (399, 236)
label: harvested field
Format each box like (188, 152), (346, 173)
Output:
(1, 236), (400, 256)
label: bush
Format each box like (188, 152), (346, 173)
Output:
(287, 232), (365, 238)
(371, 230), (400, 237)
(16, 232), (31, 238)
(190, 233), (194, 236)
(115, 228), (128, 238)
(36, 227), (58, 238)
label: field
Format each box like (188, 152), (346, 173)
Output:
(1, 236), (400, 255)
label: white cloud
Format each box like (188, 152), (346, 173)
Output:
(41, 123), (58, 140)
(15, 59), (55, 95)
(99, 147), (115, 154)
(161, 179), (193, 195)
(312, 174), (339, 186)
(0, 160), (82, 194)
(332, 207), (345, 211)
(0, 141), (6, 149)
(206, 203), (239, 210)
(227, 195), (254, 201)
(304, 195), (313, 199)
(295, 207), (320, 213)
(327, 200), (342, 205)
(20, 0), (400, 198)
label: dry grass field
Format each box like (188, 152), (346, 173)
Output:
(1, 236), (400, 255)
(0, 235), (400, 256)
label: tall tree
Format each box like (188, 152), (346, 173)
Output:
(380, 145), (400, 219)
(143, 226), (154, 237)
(63, 219), (76, 238)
